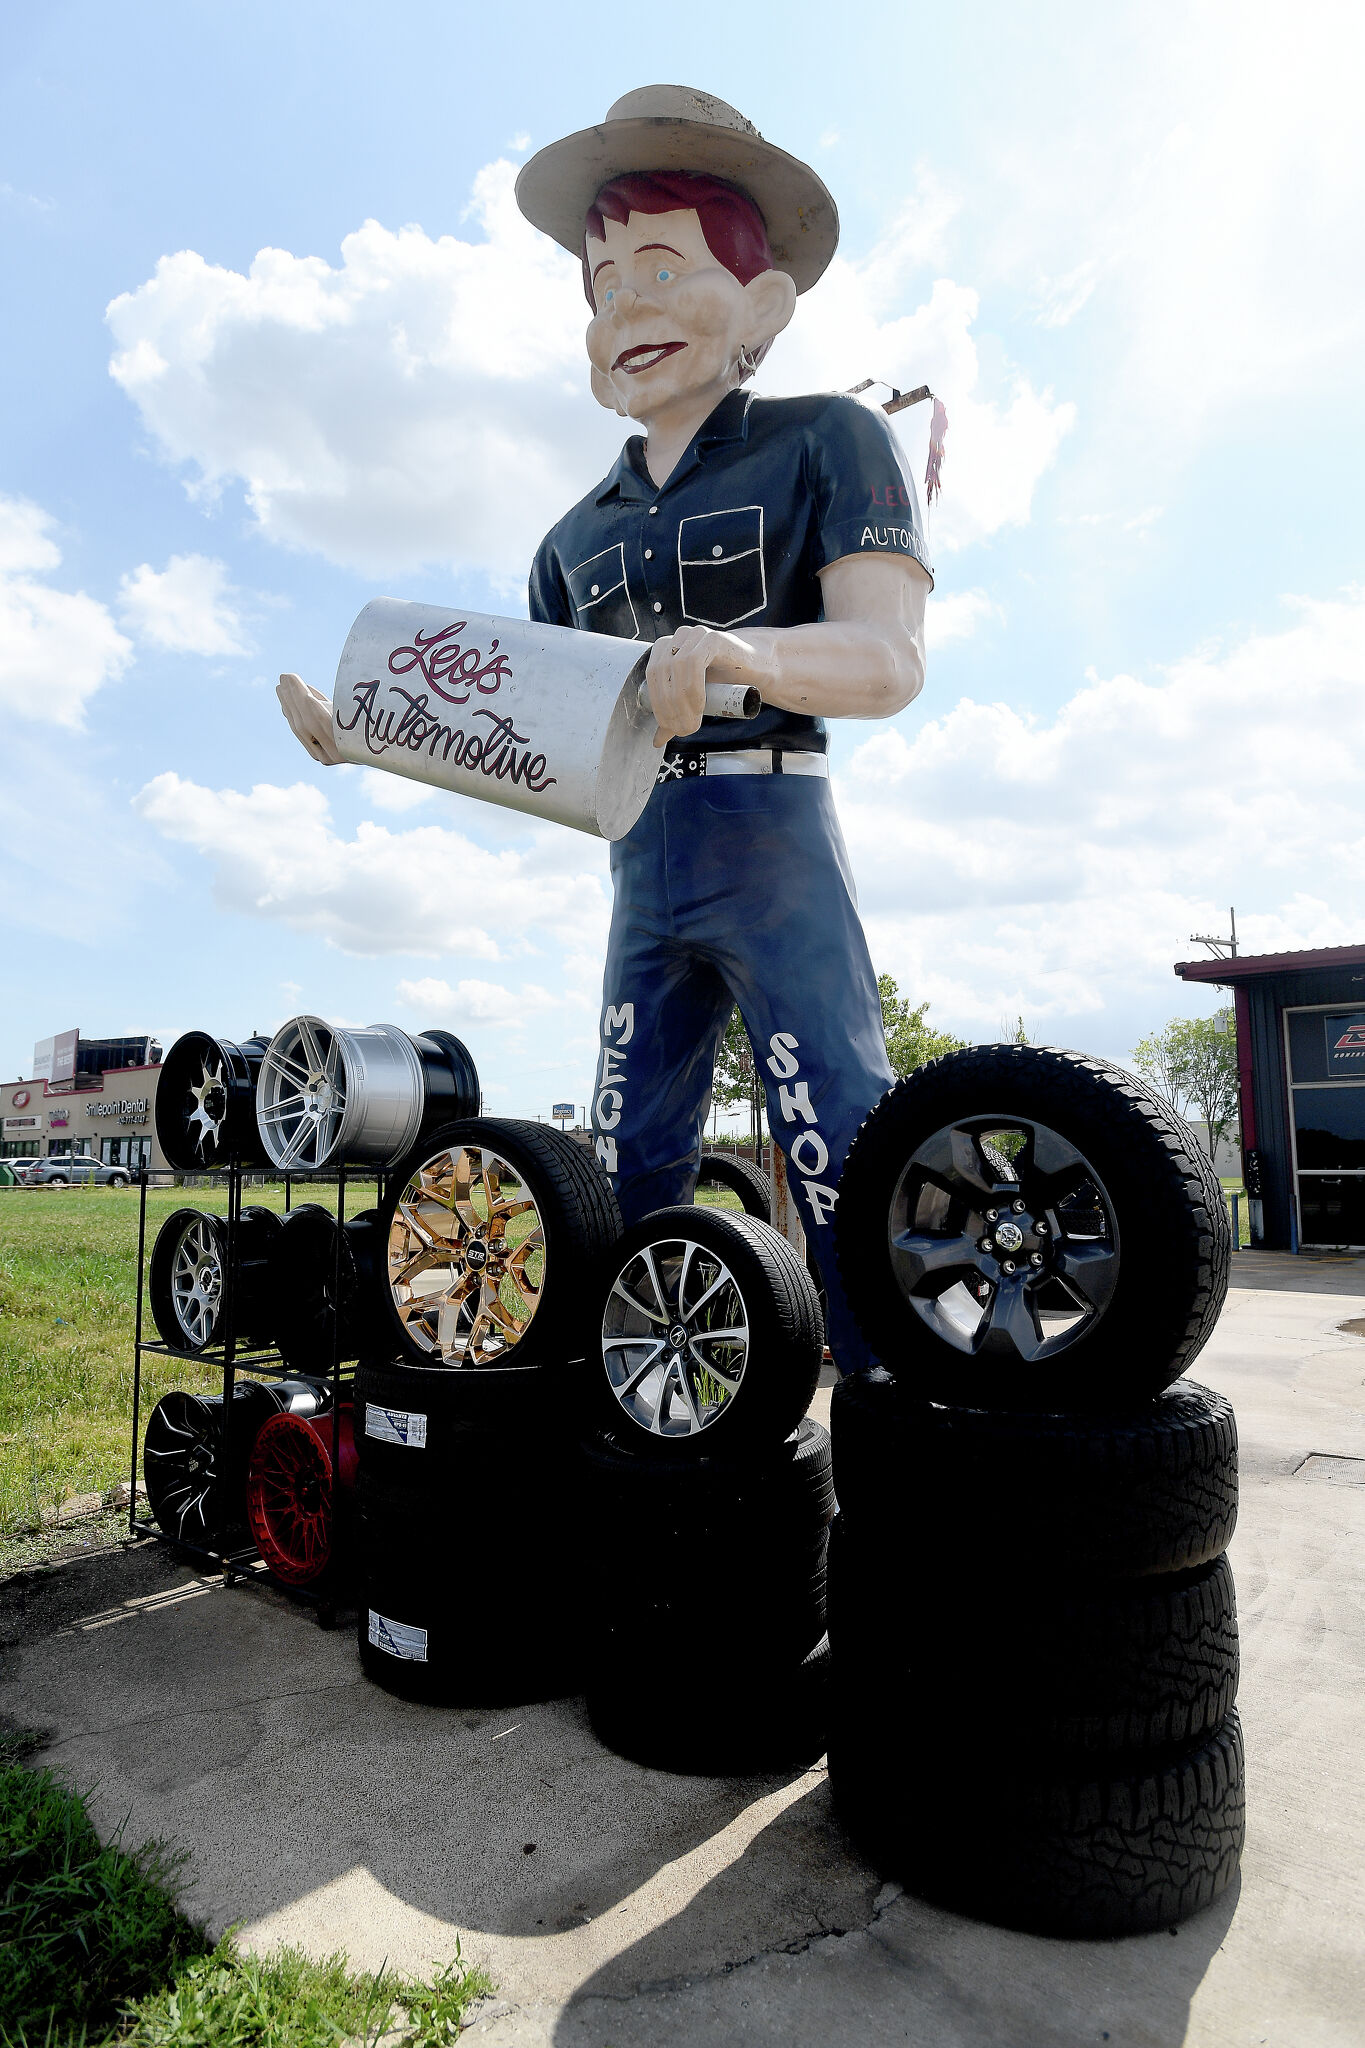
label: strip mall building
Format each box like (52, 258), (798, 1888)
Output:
(2, 1032), (166, 1170)
(1176, 943), (1365, 1253)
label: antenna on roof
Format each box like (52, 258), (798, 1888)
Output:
(1190, 907), (1239, 960)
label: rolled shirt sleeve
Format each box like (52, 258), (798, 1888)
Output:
(809, 394), (934, 587)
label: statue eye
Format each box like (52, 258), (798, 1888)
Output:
(656, 268), (673, 283)
(603, 287), (615, 305)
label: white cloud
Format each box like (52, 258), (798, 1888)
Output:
(118, 553), (249, 656)
(358, 767), (437, 813)
(0, 495), (132, 726)
(839, 587), (1365, 1050)
(926, 588), (1000, 648)
(106, 162), (615, 586)
(396, 975), (561, 1032)
(132, 771), (612, 960)
(984, 5), (1365, 437)
(106, 154), (1068, 584)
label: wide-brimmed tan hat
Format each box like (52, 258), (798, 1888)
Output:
(515, 84), (838, 294)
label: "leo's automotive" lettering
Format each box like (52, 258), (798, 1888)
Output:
(337, 681), (556, 793)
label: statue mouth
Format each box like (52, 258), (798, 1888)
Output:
(613, 341), (687, 375)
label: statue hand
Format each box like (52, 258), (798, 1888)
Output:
(277, 673), (343, 766)
(644, 626), (760, 750)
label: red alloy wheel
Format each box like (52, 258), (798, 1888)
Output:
(245, 1405), (356, 1586)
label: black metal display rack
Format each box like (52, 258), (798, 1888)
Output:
(126, 1163), (359, 1621)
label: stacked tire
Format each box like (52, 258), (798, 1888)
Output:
(581, 1204), (831, 1772)
(354, 1118), (621, 1703)
(826, 1044), (1242, 1936)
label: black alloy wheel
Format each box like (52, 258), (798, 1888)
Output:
(835, 1044), (1231, 1409)
(155, 1030), (272, 1170)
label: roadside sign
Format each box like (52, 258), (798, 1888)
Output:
(551, 1101), (575, 1122)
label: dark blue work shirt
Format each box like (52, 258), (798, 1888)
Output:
(528, 388), (933, 753)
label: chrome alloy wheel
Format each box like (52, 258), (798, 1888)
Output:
(887, 1115), (1119, 1365)
(256, 1015), (348, 1170)
(386, 1145), (546, 1365)
(602, 1237), (749, 1438)
(169, 1213), (225, 1348)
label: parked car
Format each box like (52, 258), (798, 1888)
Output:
(9, 1158), (41, 1183)
(26, 1154), (133, 1186)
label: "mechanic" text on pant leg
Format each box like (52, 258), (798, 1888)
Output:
(594, 1001), (634, 1175)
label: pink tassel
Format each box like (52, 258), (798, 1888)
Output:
(925, 398), (948, 505)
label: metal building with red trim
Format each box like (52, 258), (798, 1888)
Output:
(1175, 943), (1365, 1252)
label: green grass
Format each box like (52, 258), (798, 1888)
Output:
(0, 1186), (376, 1537)
(0, 1739), (205, 2044)
(1219, 1178), (1252, 1248)
(0, 1738), (492, 2046)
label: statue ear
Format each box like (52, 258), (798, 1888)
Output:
(741, 267), (797, 349)
(591, 364), (628, 415)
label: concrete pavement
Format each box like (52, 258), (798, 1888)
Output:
(3, 1252), (1363, 2046)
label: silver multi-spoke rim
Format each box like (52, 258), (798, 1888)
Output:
(257, 1015), (347, 1170)
(185, 1055), (228, 1163)
(602, 1236), (749, 1437)
(169, 1214), (225, 1349)
(887, 1114), (1119, 1366)
(387, 1144), (545, 1366)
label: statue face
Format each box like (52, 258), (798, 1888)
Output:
(584, 207), (790, 420)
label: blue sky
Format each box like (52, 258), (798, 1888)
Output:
(3, 0), (1363, 1120)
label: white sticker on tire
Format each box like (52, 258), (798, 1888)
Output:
(368, 1610), (428, 1662)
(365, 1402), (428, 1448)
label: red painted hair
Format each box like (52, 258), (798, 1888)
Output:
(581, 170), (775, 310)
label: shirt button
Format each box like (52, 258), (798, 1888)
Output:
(652, 601), (663, 613)
(644, 549), (653, 560)
(590, 584), (599, 596)
(712, 544), (723, 557)
(648, 505), (658, 516)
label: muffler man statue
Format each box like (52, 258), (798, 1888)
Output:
(281, 84), (933, 1374)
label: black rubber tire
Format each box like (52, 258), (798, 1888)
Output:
(831, 1368), (1236, 1579)
(588, 1633), (830, 1775)
(594, 1206), (822, 1457)
(594, 1522), (829, 1662)
(579, 1416), (836, 1539)
(270, 1205), (356, 1372)
(379, 1118), (621, 1405)
(828, 1710), (1245, 1937)
(835, 1044), (1232, 1409)
(828, 1515), (1238, 1756)
(147, 1205), (280, 1354)
(351, 1356), (482, 1487)
(694, 1150), (772, 1218)
(109, 1172), (131, 1187)
(356, 1468), (579, 1703)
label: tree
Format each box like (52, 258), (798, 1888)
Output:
(878, 975), (966, 1078)
(710, 1008), (765, 1158)
(1132, 1011), (1239, 1158)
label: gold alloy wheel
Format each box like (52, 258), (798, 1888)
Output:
(387, 1145), (546, 1365)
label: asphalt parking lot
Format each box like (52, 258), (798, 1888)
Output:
(3, 1251), (1363, 2047)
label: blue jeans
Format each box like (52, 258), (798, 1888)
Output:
(592, 770), (893, 1375)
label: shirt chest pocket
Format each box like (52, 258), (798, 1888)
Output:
(678, 506), (767, 629)
(566, 543), (640, 639)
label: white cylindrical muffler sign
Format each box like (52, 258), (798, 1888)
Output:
(331, 600), (757, 841)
